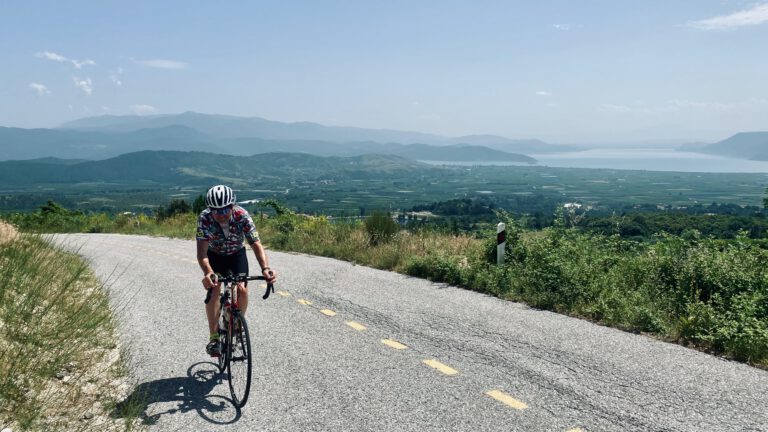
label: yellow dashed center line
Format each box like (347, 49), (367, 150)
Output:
(277, 291), (291, 297)
(381, 339), (408, 350)
(565, 429), (586, 432)
(423, 359), (458, 376)
(345, 321), (367, 331)
(298, 299), (312, 306)
(320, 309), (337, 316)
(259, 283), (267, 288)
(486, 390), (528, 410)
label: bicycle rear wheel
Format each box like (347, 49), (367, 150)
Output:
(226, 311), (252, 408)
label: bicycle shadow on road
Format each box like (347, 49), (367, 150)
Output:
(112, 361), (242, 426)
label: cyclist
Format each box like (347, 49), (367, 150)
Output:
(196, 185), (277, 356)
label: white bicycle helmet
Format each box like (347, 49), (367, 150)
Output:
(205, 185), (236, 208)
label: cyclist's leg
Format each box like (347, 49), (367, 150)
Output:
(205, 281), (222, 334)
(206, 250), (226, 336)
(232, 247), (249, 315)
(237, 281), (248, 315)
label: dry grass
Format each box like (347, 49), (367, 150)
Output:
(0, 221), (19, 246)
(0, 234), (137, 431)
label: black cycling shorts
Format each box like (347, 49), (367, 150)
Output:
(207, 247), (249, 285)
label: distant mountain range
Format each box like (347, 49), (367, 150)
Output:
(0, 150), (436, 186)
(1, 112), (550, 162)
(0, 125), (536, 163)
(58, 111), (573, 153)
(678, 132), (768, 161)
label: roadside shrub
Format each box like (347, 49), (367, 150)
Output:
(404, 253), (464, 285)
(365, 211), (399, 246)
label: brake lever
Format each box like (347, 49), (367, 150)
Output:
(263, 282), (275, 300)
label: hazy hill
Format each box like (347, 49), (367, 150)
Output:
(25, 157), (90, 165)
(0, 150), (435, 186)
(390, 144), (536, 162)
(2, 125), (536, 162)
(682, 132), (768, 160)
(446, 134), (574, 153)
(60, 111), (446, 144)
(0, 125), (219, 160)
(59, 111), (569, 153)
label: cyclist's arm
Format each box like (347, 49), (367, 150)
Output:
(248, 240), (270, 273)
(249, 241), (277, 283)
(197, 239), (215, 276)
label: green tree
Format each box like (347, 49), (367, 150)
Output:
(192, 194), (206, 214)
(764, 186), (768, 209)
(156, 199), (191, 220)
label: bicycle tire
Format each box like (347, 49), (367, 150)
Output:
(226, 311), (252, 408)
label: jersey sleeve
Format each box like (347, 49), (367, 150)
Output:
(241, 211), (260, 244)
(196, 214), (215, 241)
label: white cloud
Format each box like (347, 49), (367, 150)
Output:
(552, 24), (571, 31)
(72, 59), (96, 69)
(36, 51), (96, 68)
(73, 77), (93, 95)
(598, 99), (768, 114)
(29, 83), (51, 96)
(134, 59), (187, 69)
(110, 67), (124, 86)
(690, 3), (768, 30)
(664, 98), (768, 112)
(536, 91), (553, 97)
(598, 104), (632, 113)
(130, 104), (158, 115)
(36, 51), (68, 62)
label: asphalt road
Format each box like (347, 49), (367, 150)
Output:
(54, 234), (768, 432)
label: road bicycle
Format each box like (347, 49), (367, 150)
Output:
(204, 271), (274, 408)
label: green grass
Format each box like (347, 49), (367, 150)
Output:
(0, 230), (133, 431)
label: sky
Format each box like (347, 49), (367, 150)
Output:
(1, 0), (767, 144)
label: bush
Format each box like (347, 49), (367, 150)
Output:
(364, 212), (399, 246)
(156, 198), (191, 221)
(404, 254), (464, 286)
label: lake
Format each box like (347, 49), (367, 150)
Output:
(423, 148), (768, 173)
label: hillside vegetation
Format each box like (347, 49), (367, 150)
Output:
(5, 203), (767, 368)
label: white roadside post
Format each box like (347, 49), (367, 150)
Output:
(497, 222), (506, 265)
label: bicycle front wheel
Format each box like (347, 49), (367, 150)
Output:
(226, 311), (252, 408)
(216, 326), (227, 373)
